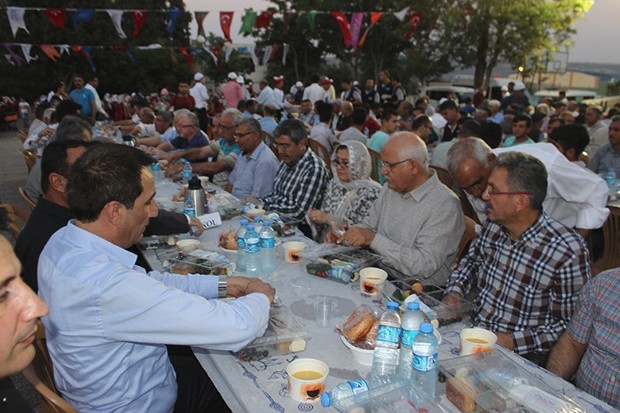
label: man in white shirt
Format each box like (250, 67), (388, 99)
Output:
(84, 75), (109, 120)
(584, 105), (608, 155)
(190, 72), (209, 132)
(303, 74), (327, 105)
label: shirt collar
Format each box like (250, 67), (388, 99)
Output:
(65, 220), (138, 268)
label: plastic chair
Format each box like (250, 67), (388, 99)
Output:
(22, 149), (37, 173)
(18, 186), (37, 210)
(457, 216), (478, 262)
(367, 148), (382, 183)
(429, 165), (481, 225)
(22, 321), (78, 413)
(0, 203), (30, 240)
(307, 138), (332, 178)
(592, 206), (620, 274)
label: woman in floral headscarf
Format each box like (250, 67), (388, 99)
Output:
(307, 140), (381, 241)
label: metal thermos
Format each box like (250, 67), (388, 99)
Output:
(186, 176), (207, 216)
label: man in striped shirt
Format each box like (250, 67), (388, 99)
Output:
(445, 152), (590, 365)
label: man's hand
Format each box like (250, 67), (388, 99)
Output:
(145, 147), (171, 161)
(168, 151), (187, 164)
(241, 195), (261, 206)
(226, 276), (276, 303)
(188, 217), (204, 236)
(307, 209), (329, 225)
(165, 163), (183, 178)
(441, 292), (462, 311)
(337, 227), (375, 247)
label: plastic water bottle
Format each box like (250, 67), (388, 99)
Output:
(399, 301), (424, 379)
(370, 301), (401, 378)
(606, 166), (616, 187)
(244, 224), (260, 276)
(320, 376), (406, 409)
(412, 322), (438, 398)
(253, 216), (262, 226)
(183, 194), (196, 218)
(236, 219), (248, 271)
(259, 221), (277, 273)
(182, 160), (193, 185)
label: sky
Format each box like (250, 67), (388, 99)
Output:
(185, 0), (620, 65)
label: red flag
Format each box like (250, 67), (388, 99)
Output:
(255, 11), (275, 29)
(179, 47), (194, 67)
(131, 10), (148, 38)
(213, 46), (221, 67)
(358, 12), (383, 46)
(195, 12), (209, 38)
(219, 11), (234, 43)
(46, 8), (66, 29)
(331, 12), (352, 46)
(40, 45), (61, 61)
(405, 12), (423, 38)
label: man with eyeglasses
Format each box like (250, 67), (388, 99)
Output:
(154, 111), (209, 156)
(446, 137), (609, 238)
(166, 109), (243, 189)
(255, 119), (328, 223)
(588, 114), (620, 175)
(330, 132), (464, 286)
(227, 117), (279, 199)
(444, 152), (591, 365)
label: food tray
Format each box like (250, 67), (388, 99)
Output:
(157, 249), (234, 276)
(236, 301), (311, 361)
(438, 350), (585, 413)
(380, 280), (474, 326)
(138, 234), (179, 250)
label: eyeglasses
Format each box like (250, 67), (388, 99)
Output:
(219, 124), (235, 130)
(177, 124), (195, 129)
(485, 187), (531, 198)
(273, 142), (294, 151)
(333, 159), (349, 168)
(234, 131), (255, 138)
(610, 127), (620, 132)
(381, 158), (412, 172)
(462, 177), (485, 192)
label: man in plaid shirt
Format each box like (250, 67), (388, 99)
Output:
(445, 152), (590, 364)
(259, 119), (328, 221)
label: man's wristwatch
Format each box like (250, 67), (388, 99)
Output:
(218, 275), (227, 298)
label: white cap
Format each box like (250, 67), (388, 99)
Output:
(194, 72), (204, 81)
(237, 76), (245, 84)
(295, 81), (303, 88)
(513, 81), (526, 91)
(228, 71), (238, 80)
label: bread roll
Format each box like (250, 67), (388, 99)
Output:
(342, 309), (375, 344)
(446, 377), (477, 413)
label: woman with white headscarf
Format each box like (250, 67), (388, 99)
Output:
(308, 140), (381, 241)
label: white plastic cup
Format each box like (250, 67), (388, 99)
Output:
(359, 267), (388, 295)
(286, 358), (329, 402)
(314, 296), (337, 328)
(283, 241), (306, 263)
(459, 327), (497, 355)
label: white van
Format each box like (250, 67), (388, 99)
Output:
(424, 85), (475, 107)
(532, 89), (599, 105)
(451, 75), (530, 101)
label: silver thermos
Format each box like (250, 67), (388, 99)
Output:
(186, 176), (207, 216)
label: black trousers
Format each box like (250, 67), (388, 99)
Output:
(194, 108), (209, 134)
(168, 345), (231, 413)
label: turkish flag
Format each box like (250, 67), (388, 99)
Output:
(219, 11), (234, 43)
(132, 10), (148, 38)
(46, 8), (66, 29)
(405, 12), (423, 38)
(255, 11), (275, 29)
(330, 12), (352, 46)
(179, 47), (194, 67)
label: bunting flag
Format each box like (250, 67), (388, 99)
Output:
(40, 44), (61, 61)
(283, 12), (294, 34)
(269, 44), (281, 60)
(239, 10), (257, 35)
(212, 46), (221, 67)
(166, 9), (182, 36)
(224, 44), (234, 63)
(331, 12), (352, 46)
(2, 44), (26, 66)
(178, 46), (194, 66)
(307, 10), (318, 31)
(262, 45), (272, 66)
(219, 11), (234, 42)
(190, 46), (208, 63)
(194, 11), (208, 38)
(126, 49), (137, 65)
(405, 12), (423, 38)
(131, 10), (148, 38)
(255, 11), (275, 29)
(358, 12), (383, 46)
(348, 12), (364, 49)
(282, 43), (289, 66)
(82, 45), (96, 72)
(58, 45), (71, 55)
(248, 45), (258, 68)
(6, 7), (29, 37)
(73, 9), (94, 27)
(168, 47), (178, 65)
(20, 44), (38, 63)
(394, 6), (410, 21)
(46, 8), (66, 29)
(203, 45), (218, 65)
(107, 10), (127, 39)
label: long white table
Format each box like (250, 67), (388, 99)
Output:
(142, 213), (618, 413)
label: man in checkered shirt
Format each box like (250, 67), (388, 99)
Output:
(444, 152), (590, 365)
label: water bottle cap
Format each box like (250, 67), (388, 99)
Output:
(387, 301), (399, 309)
(262, 220), (271, 226)
(247, 225), (254, 231)
(240, 219), (249, 225)
(254, 217), (262, 223)
(320, 392), (331, 407)
(420, 322), (433, 334)
(407, 301), (420, 310)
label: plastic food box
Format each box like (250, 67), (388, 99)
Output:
(437, 350), (585, 413)
(380, 281), (475, 326)
(304, 246), (383, 276)
(157, 249), (235, 276)
(236, 302), (311, 361)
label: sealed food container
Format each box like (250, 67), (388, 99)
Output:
(236, 302), (311, 361)
(303, 244), (383, 284)
(138, 234), (179, 250)
(157, 248), (235, 276)
(380, 281), (475, 326)
(438, 350), (585, 413)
